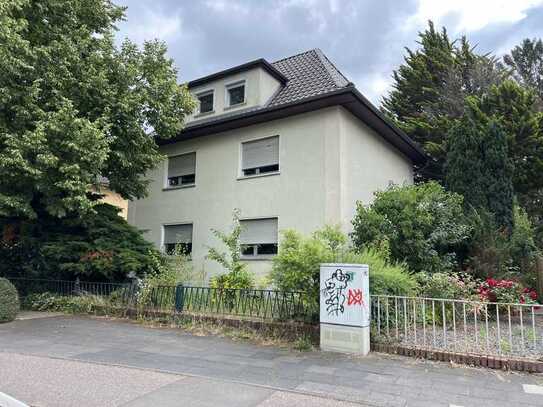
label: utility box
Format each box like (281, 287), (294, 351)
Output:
(319, 263), (370, 355)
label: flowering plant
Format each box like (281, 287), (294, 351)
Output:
(478, 278), (538, 304)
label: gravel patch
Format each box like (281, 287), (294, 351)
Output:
(376, 318), (543, 359)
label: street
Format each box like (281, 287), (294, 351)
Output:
(0, 314), (542, 406)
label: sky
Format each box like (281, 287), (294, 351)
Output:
(114, 0), (543, 105)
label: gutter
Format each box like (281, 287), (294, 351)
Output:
(160, 86), (427, 164)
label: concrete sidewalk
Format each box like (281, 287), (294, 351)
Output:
(0, 315), (542, 406)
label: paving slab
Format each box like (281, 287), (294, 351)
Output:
(0, 352), (180, 407)
(1, 315), (542, 407)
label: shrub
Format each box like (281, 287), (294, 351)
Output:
(0, 278), (20, 322)
(270, 226), (417, 315)
(351, 182), (471, 274)
(478, 278), (538, 304)
(207, 209), (254, 289)
(0, 203), (161, 282)
(416, 272), (480, 300)
(467, 206), (540, 284)
(23, 292), (108, 314)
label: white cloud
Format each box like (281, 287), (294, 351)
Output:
(409, 0), (543, 32)
(117, 8), (182, 45)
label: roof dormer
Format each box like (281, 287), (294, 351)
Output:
(186, 59), (286, 123)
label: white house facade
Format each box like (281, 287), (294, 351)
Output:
(127, 49), (425, 278)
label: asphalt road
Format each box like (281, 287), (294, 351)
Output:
(1, 314), (542, 406)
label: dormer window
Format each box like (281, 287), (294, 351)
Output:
(226, 81), (245, 107)
(197, 90), (214, 114)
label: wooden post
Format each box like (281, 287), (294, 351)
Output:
(537, 256), (543, 303)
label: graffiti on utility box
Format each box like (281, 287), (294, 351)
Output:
(320, 264), (369, 327)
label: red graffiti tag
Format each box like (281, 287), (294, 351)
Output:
(347, 289), (363, 306)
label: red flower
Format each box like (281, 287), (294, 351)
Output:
(486, 278), (497, 287)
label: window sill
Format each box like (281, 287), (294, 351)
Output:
(241, 255), (275, 261)
(224, 101), (246, 111)
(195, 110), (215, 118)
(237, 171), (280, 181)
(162, 184), (196, 191)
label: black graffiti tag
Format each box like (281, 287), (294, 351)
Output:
(322, 269), (351, 316)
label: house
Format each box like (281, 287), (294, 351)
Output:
(127, 49), (425, 277)
(91, 178), (128, 219)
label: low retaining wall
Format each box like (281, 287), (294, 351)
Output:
(372, 343), (543, 373)
(93, 305), (319, 342)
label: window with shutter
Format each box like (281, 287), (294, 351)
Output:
(163, 224), (193, 255)
(241, 136), (279, 177)
(167, 152), (196, 187)
(240, 218), (278, 257)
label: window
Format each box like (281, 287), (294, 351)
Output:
(240, 218), (278, 257)
(226, 81), (245, 106)
(167, 152), (196, 187)
(163, 224), (193, 255)
(197, 91), (214, 114)
(241, 136), (279, 177)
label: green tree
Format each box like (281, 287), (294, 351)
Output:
(445, 99), (515, 230)
(382, 21), (505, 181)
(0, 0), (195, 221)
(475, 81), (543, 231)
(351, 182), (471, 274)
(0, 203), (160, 282)
(504, 38), (543, 108)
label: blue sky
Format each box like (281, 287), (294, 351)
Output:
(114, 0), (543, 104)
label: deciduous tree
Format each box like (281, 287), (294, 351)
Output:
(0, 0), (195, 221)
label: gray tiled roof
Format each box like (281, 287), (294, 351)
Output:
(269, 49), (351, 106)
(185, 49), (351, 128)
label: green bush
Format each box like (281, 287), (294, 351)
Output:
(23, 292), (108, 314)
(0, 278), (20, 322)
(416, 272), (480, 300)
(341, 249), (418, 296)
(1, 203), (161, 282)
(351, 182), (471, 274)
(467, 206), (540, 284)
(270, 226), (417, 315)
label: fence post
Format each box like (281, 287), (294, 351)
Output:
(536, 256), (543, 302)
(175, 284), (184, 312)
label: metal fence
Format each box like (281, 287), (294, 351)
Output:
(371, 295), (543, 359)
(8, 277), (309, 322)
(8, 277), (129, 298)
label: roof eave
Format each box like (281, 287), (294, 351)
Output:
(160, 87), (427, 165)
(187, 59), (288, 88)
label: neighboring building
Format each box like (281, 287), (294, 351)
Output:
(128, 49), (425, 277)
(92, 178), (128, 219)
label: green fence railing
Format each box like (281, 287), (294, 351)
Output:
(7, 277), (310, 322)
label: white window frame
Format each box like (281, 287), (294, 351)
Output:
(239, 216), (278, 260)
(238, 134), (280, 179)
(164, 151), (197, 189)
(196, 89), (215, 115)
(225, 80), (246, 108)
(161, 222), (193, 256)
